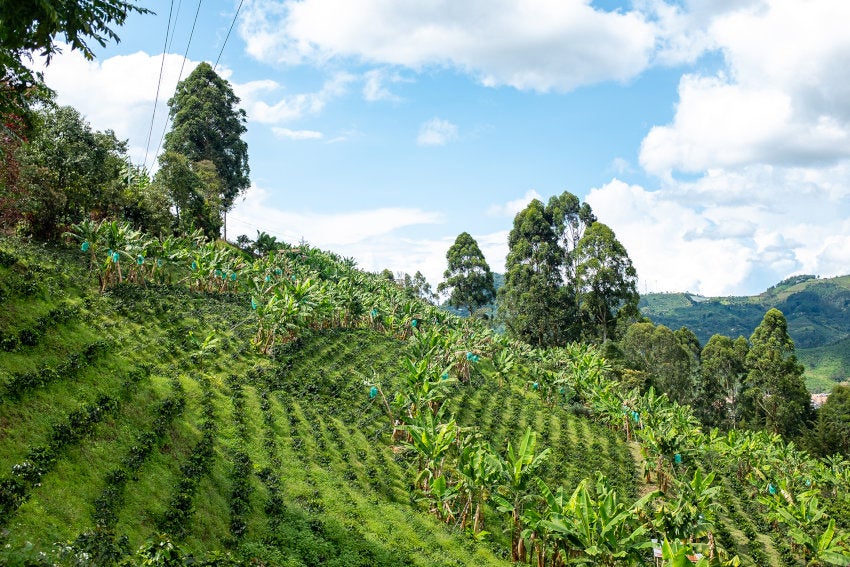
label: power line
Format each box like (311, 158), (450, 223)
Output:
(142, 0), (176, 172)
(214, 0), (245, 72)
(151, 0), (203, 167)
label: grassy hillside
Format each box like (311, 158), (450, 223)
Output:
(639, 275), (850, 390)
(0, 239), (635, 565)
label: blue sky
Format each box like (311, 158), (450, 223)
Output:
(39, 0), (850, 296)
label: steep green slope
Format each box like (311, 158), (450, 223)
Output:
(639, 275), (850, 389)
(0, 240), (638, 565)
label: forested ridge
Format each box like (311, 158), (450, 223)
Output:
(640, 276), (850, 391)
(3, 3), (850, 566)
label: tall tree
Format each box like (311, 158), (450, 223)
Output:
(498, 199), (569, 346)
(698, 334), (748, 430)
(742, 308), (812, 438)
(437, 232), (495, 315)
(573, 222), (639, 342)
(620, 322), (695, 405)
(808, 384), (850, 458)
(545, 191), (595, 285)
(164, 62), (249, 215)
(153, 151), (222, 239)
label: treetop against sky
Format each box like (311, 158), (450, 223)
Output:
(36, 0), (850, 297)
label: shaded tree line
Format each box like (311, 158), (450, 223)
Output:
(2, 56), (248, 243)
(609, 307), (850, 457)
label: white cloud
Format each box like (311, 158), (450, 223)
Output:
(229, 186), (443, 248)
(239, 0), (656, 92)
(362, 68), (408, 102)
(227, 186), (511, 290)
(236, 72), (356, 124)
(271, 127), (324, 140)
(587, 166), (850, 296)
(416, 118), (458, 146)
(640, 0), (850, 177)
(486, 189), (543, 217)
(38, 46), (202, 166)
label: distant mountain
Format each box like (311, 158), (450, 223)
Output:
(639, 274), (850, 391)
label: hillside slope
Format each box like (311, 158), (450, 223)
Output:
(639, 274), (850, 389)
(0, 240), (636, 565)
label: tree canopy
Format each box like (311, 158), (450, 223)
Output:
(742, 308), (812, 437)
(13, 105), (128, 238)
(164, 62), (249, 214)
(573, 222), (639, 342)
(499, 191), (637, 346)
(0, 0), (148, 133)
(438, 232), (495, 315)
(499, 198), (570, 346)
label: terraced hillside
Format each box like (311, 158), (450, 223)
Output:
(3, 237), (849, 566)
(0, 240), (638, 565)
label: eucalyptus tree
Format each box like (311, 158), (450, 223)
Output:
(164, 61), (249, 235)
(545, 190), (595, 293)
(742, 308), (813, 438)
(438, 232), (495, 315)
(500, 192), (638, 346)
(573, 222), (639, 343)
(499, 199), (570, 346)
(698, 334), (748, 430)
(620, 322), (695, 406)
(153, 151), (222, 239)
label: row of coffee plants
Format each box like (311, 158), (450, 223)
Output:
(2, 338), (111, 397)
(157, 374), (217, 539)
(225, 374), (254, 541)
(0, 298), (83, 351)
(0, 388), (128, 524)
(63, 374), (188, 564)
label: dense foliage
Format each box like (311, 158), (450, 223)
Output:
(499, 192), (637, 347)
(438, 231), (496, 315)
(164, 62), (250, 214)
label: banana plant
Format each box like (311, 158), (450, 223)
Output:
(537, 474), (659, 566)
(400, 407), (458, 492)
(454, 437), (502, 534)
(492, 427), (551, 563)
(653, 470), (720, 554)
(64, 218), (106, 270)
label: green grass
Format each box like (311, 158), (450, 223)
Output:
(1, 237), (805, 567)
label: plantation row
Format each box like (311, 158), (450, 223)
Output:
(2, 231), (850, 565)
(56, 225), (845, 562)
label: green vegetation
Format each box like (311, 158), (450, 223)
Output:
(438, 232), (496, 316)
(3, 8), (850, 564)
(498, 191), (638, 347)
(640, 276), (850, 390)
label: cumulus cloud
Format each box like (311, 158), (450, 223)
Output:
(236, 72), (355, 124)
(486, 189), (543, 217)
(238, 0), (656, 92)
(640, 0), (850, 176)
(228, 186), (457, 285)
(416, 118), (458, 146)
(229, 186), (443, 247)
(38, 46), (202, 165)
(587, 166), (850, 296)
